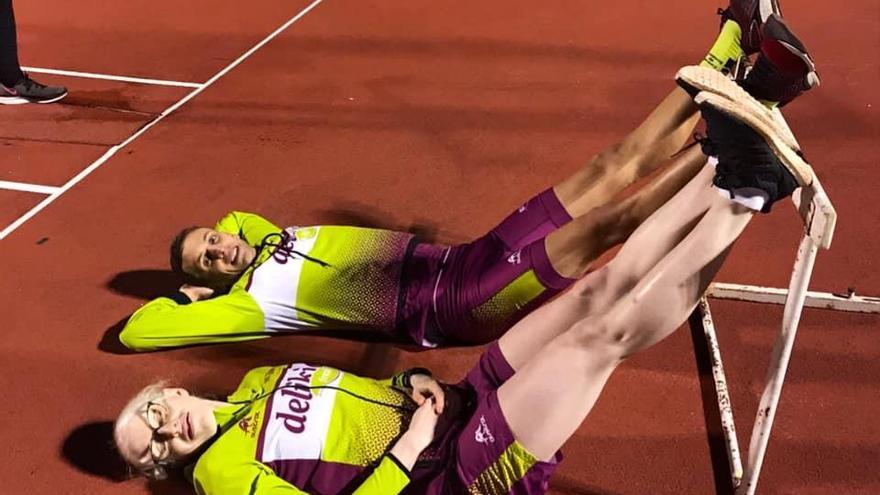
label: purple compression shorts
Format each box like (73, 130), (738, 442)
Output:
(398, 188), (577, 347)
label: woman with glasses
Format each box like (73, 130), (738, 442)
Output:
(113, 84), (814, 494)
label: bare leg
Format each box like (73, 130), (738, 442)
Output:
(552, 88), (700, 218)
(500, 147), (712, 371)
(498, 191), (753, 460)
(544, 144), (706, 277)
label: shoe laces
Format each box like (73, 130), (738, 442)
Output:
(693, 132), (718, 158)
(17, 73), (45, 91)
(256, 231), (331, 268)
(699, 113), (781, 176)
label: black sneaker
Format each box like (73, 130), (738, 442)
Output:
(695, 92), (801, 212)
(740, 14), (819, 107)
(719, 0), (782, 56)
(0, 74), (68, 105)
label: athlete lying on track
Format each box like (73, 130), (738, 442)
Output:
(118, 0), (817, 353)
(112, 72), (819, 493)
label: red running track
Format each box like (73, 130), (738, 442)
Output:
(0, 1), (878, 494)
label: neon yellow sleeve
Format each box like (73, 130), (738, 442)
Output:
(352, 455), (411, 495)
(194, 461), (308, 495)
(214, 211), (281, 245)
(193, 456), (409, 495)
(119, 291), (267, 351)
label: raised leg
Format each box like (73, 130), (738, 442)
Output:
(552, 89), (700, 219)
(544, 143), (706, 278)
(499, 147), (712, 371)
(498, 191), (753, 460)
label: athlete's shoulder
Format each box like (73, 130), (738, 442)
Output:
(193, 443), (277, 495)
(215, 212), (281, 243)
(228, 365), (287, 402)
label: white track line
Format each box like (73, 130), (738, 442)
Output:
(0, 180), (60, 195)
(1, 0), (324, 240)
(21, 66), (202, 88)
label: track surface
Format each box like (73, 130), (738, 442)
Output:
(1, 1), (877, 494)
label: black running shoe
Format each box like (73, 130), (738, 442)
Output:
(719, 0), (782, 55)
(0, 74), (68, 105)
(697, 98), (799, 212)
(740, 14), (819, 107)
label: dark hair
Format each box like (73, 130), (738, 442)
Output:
(169, 226), (200, 276)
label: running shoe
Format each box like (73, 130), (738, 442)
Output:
(0, 74), (68, 105)
(719, 0), (782, 55)
(740, 14), (819, 107)
(695, 91), (810, 212)
(675, 65), (800, 151)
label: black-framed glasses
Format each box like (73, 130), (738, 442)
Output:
(145, 399), (174, 466)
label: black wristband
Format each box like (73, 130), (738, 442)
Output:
(168, 291), (193, 305)
(385, 453), (411, 478)
(403, 367), (432, 388)
(392, 367), (432, 389)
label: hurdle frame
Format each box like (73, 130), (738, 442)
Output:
(689, 108), (878, 494)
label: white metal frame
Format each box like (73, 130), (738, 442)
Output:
(691, 108), (878, 494)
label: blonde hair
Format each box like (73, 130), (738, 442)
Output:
(114, 381), (171, 480)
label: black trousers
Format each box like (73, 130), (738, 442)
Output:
(0, 0), (24, 86)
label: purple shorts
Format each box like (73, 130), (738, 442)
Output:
(398, 188), (577, 346)
(451, 342), (561, 494)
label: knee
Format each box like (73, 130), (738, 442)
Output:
(568, 314), (632, 358)
(592, 141), (637, 174)
(583, 202), (641, 249)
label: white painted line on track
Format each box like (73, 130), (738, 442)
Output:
(0, 180), (61, 195)
(1, 0), (324, 240)
(21, 66), (203, 88)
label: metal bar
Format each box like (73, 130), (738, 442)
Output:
(737, 235), (820, 495)
(708, 283), (880, 314)
(697, 298), (744, 487)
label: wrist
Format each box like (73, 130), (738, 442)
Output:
(392, 367), (432, 389)
(169, 290), (193, 305)
(389, 434), (423, 470)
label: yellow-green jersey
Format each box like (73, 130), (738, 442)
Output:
(120, 212), (416, 350)
(193, 364), (419, 495)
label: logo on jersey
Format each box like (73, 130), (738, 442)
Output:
(507, 250), (522, 265)
(238, 413), (259, 438)
(274, 364), (319, 434)
(260, 364), (341, 463)
(474, 415), (495, 444)
(517, 204), (528, 213)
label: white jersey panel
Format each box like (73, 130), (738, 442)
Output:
(248, 227), (319, 332)
(260, 364), (341, 463)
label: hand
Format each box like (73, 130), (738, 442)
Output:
(179, 284), (215, 302)
(395, 398), (440, 462)
(408, 374), (445, 414)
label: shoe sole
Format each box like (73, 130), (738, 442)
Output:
(694, 91), (814, 187)
(36, 91), (68, 104)
(0, 96), (29, 105)
(676, 65), (800, 151)
(0, 91), (67, 105)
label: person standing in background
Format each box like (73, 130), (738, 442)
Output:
(0, 0), (67, 104)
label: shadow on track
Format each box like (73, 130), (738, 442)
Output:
(98, 316), (136, 354)
(316, 202), (447, 245)
(62, 421), (197, 494)
(61, 421), (129, 482)
(687, 311), (736, 495)
(106, 269), (182, 300)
